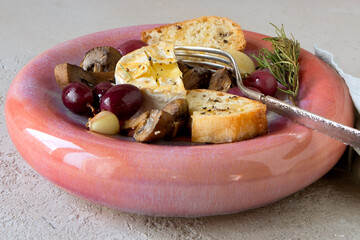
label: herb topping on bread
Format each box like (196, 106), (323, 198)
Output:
(187, 89), (267, 143)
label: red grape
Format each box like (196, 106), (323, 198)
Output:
(227, 86), (260, 97)
(243, 70), (278, 96)
(62, 82), (93, 114)
(117, 40), (148, 55)
(100, 84), (143, 121)
(92, 82), (113, 108)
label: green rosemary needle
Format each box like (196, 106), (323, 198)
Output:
(252, 24), (300, 105)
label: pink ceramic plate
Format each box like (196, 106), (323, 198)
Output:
(5, 25), (354, 217)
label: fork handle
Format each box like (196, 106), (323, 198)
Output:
(262, 95), (360, 149)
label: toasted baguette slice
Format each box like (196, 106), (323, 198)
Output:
(186, 89), (267, 143)
(141, 16), (246, 51)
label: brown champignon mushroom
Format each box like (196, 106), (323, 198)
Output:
(177, 60), (190, 75)
(133, 110), (174, 142)
(182, 66), (212, 90)
(54, 63), (95, 89)
(92, 71), (116, 83)
(80, 46), (122, 72)
(162, 98), (189, 138)
(121, 111), (150, 135)
(163, 98), (188, 121)
(208, 68), (233, 92)
(54, 63), (115, 89)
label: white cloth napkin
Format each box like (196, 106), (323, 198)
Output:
(314, 46), (360, 113)
(314, 46), (360, 166)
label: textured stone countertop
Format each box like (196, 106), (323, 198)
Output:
(1, 1), (360, 239)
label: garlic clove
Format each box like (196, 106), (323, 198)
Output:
(87, 111), (120, 135)
(226, 49), (255, 76)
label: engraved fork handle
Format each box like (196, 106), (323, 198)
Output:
(262, 95), (360, 149)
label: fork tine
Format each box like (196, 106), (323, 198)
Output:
(175, 47), (232, 72)
(175, 46), (231, 57)
(175, 52), (231, 65)
(174, 46), (234, 74)
(178, 60), (230, 72)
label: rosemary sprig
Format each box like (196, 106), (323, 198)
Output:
(252, 24), (300, 105)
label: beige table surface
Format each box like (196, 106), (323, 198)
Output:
(1, 0), (360, 239)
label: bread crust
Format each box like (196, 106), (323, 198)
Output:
(141, 16), (246, 51)
(187, 89), (267, 143)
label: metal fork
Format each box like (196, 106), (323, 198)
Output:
(174, 45), (360, 151)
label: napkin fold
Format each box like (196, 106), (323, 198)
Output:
(314, 46), (360, 113)
(314, 46), (360, 174)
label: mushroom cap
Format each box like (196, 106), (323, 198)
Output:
(208, 68), (233, 92)
(182, 66), (211, 90)
(54, 63), (95, 89)
(162, 98), (188, 122)
(162, 98), (189, 138)
(133, 110), (174, 142)
(80, 46), (122, 72)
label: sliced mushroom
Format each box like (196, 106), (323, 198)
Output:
(208, 68), (232, 92)
(182, 66), (212, 90)
(121, 111), (150, 133)
(55, 63), (95, 89)
(80, 46), (122, 72)
(133, 110), (174, 142)
(162, 99), (188, 121)
(92, 71), (116, 83)
(162, 99), (189, 138)
(177, 60), (190, 74)
(54, 63), (115, 89)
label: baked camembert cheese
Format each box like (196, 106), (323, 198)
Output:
(115, 41), (186, 113)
